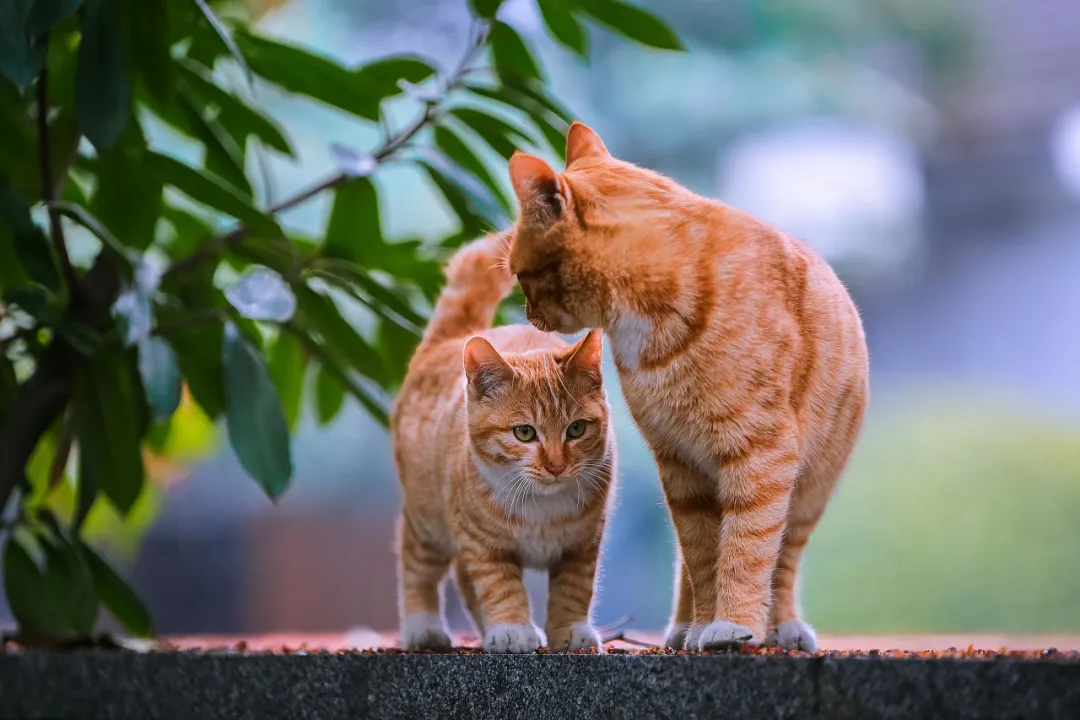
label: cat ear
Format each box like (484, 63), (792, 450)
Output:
(565, 122), (609, 166)
(463, 336), (513, 398)
(562, 329), (603, 387)
(509, 151), (565, 224)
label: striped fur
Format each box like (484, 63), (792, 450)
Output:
(507, 123), (869, 650)
(391, 233), (616, 653)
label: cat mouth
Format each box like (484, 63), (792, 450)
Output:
(528, 309), (583, 334)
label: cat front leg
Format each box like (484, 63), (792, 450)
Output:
(460, 548), (540, 654)
(545, 542), (603, 652)
(398, 516), (452, 650)
(700, 443), (798, 650)
(658, 454), (723, 649)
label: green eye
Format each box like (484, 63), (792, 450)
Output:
(566, 420), (587, 439)
(513, 425), (537, 442)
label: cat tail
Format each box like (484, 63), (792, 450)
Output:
(422, 231), (515, 345)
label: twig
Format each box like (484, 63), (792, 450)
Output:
(162, 20), (491, 283)
(597, 614), (634, 640)
(603, 632), (661, 649)
(36, 56), (78, 294)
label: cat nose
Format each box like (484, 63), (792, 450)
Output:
(543, 458), (566, 476)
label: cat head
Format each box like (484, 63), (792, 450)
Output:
(508, 122), (675, 333)
(462, 329), (612, 500)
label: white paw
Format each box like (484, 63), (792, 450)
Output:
(483, 623), (540, 654)
(766, 620), (819, 652)
(550, 622), (602, 652)
(663, 622), (691, 650)
(685, 623), (704, 649)
(401, 612), (451, 650)
(697, 620), (756, 650)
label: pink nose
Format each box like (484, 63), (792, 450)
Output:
(544, 460), (566, 476)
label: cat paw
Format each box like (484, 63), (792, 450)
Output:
(483, 623), (540, 654)
(765, 620), (819, 652)
(697, 621), (757, 651)
(549, 622), (603, 653)
(662, 622), (692, 650)
(401, 612), (452, 650)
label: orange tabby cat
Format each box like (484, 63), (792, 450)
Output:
(391, 232), (616, 653)
(506, 124), (869, 652)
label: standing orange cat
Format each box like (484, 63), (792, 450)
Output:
(391, 232), (616, 653)
(507, 124), (869, 651)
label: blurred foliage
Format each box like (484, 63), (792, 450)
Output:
(0, 0), (682, 641)
(804, 391), (1080, 633)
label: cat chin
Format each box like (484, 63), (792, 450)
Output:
(528, 308), (583, 334)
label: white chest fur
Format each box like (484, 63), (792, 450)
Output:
(609, 311), (653, 371)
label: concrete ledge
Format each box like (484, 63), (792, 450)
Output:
(2, 651), (1079, 719)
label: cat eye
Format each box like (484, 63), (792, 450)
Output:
(566, 420), (587, 439)
(513, 425), (537, 442)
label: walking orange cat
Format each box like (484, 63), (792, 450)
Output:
(506, 123), (869, 651)
(391, 232), (616, 653)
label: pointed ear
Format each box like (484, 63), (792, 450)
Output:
(464, 336), (513, 398)
(566, 122), (609, 166)
(562, 329), (603, 387)
(509, 151), (565, 224)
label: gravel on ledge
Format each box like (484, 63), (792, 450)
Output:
(2, 647), (1079, 720)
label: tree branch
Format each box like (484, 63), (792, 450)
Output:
(36, 58), (78, 293)
(162, 21), (491, 284)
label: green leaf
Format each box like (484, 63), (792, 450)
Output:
(489, 21), (544, 84)
(268, 332), (305, 430)
(538, 0), (590, 58)
(0, 181), (56, 290)
(82, 543), (153, 638)
(466, 83), (573, 160)
(577, 0), (684, 50)
(0, 0), (45, 86)
(0, 355), (16, 424)
(375, 315), (420, 388)
(170, 322), (225, 418)
(162, 205), (212, 259)
(178, 60), (294, 157)
(314, 367), (345, 426)
(324, 177), (381, 263)
(74, 449), (97, 532)
(419, 155), (508, 232)
(119, 0), (172, 106)
(223, 322), (293, 500)
(3, 529), (98, 638)
(176, 86), (253, 198)
(355, 56), (439, 102)
(75, 0), (132, 152)
(90, 124), (163, 252)
(138, 337), (181, 422)
(286, 325), (388, 427)
(312, 260), (426, 329)
(224, 266), (296, 322)
(293, 285), (386, 385)
(144, 151), (279, 237)
(236, 31), (435, 122)
(448, 107), (534, 160)
(74, 347), (146, 514)
(468, 0), (504, 19)
(193, 0), (251, 81)
(26, 0), (87, 41)
(434, 125), (512, 213)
